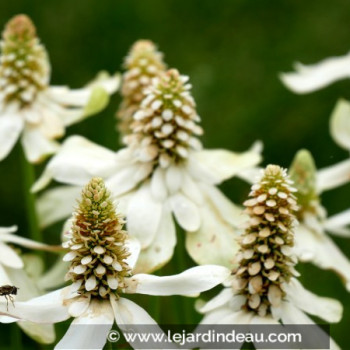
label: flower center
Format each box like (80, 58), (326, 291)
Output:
(0, 15), (49, 108)
(232, 165), (299, 316)
(117, 40), (166, 137)
(124, 68), (203, 168)
(63, 177), (131, 298)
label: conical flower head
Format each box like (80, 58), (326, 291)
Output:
(63, 177), (131, 299)
(126, 68), (203, 168)
(233, 165), (299, 317)
(117, 40), (166, 137)
(0, 14), (50, 107)
(289, 149), (319, 219)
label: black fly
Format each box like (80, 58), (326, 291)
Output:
(0, 285), (18, 311)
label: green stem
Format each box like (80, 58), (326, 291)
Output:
(20, 148), (42, 246)
(11, 324), (23, 350)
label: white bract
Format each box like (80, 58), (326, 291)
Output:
(0, 178), (231, 350)
(0, 14), (120, 163)
(198, 165), (342, 350)
(290, 149), (350, 291)
(33, 69), (262, 272)
(280, 50), (350, 93)
(0, 226), (60, 343)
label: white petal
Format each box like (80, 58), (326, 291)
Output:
(0, 242), (23, 268)
(0, 288), (70, 323)
(133, 207), (176, 273)
(186, 205), (241, 269)
(200, 183), (246, 227)
(49, 72), (120, 107)
(330, 98), (350, 151)
(0, 113), (23, 161)
(218, 309), (253, 324)
(0, 230), (60, 252)
(324, 208), (350, 237)
(181, 173), (204, 205)
(170, 193), (200, 231)
(295, 224), (350, 289)
(110, 296), (159, 327)
(55, 299), (114, 350)
(127, 182), (162, 248)
(165, 165), (183, 194)
(280, 301), (341, 350)
(110, 296), (173, 348)
(188, 148), (261, 184)
(150, 167), (168, 201)
(280, 53), (350, 94)
(68, 295), (91, 317)
(199, 306), (232, 324)
(36, 185), (81, 228)
(21, 126), (59, 163)
(125, 265), (230, 295)
(32, 135), (118, 192)
(105, 164), (141, 197)
(124, 238), (141, 270)
(317, 158), (350, 193)
(284, 278), (342, 323)
(197, 288), (233, 313)
(34, 102), (65, 139)
(0, 226), (17, 235)
(236, 166), (263, 185)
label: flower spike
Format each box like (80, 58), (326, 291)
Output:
(0, 14), (49, 107)
(64, 177), (131, 298)
(125, 68), (203, 168)
(234, 165), (299, 316)
(117, 40), (166, 137)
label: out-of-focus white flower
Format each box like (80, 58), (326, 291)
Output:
(117, 39), (166, 137)
(280, 51), (350, 93)
(0, 226), (61, 343)
(0, 178), (230, 350)
(198, 165), (342, 350)
(0, 14), (120, 163)
(33, 69), (262, 272)
(289, 149), (350, 290)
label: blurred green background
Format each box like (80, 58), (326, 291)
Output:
(0, 0), (350, 348)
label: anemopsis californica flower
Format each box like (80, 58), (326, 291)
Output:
(280, 50), (350, 94)
(32, 68), (262, 273)
(0, 14), (120, 163)
(0, 178), (230, 350)
(0, 226), (62, 344)
(197, 165), (342, 350)
(289, 149), (350, 290)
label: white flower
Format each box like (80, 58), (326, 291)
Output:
(0, 226), (61, 343)
(0, 178), (230, 350)
(0, 15), (120, 163)
(198, 165), (342, 350)
(33, 69), (262, 272)
(280, 50), (350, 93)
(290, 149), (350, 290)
